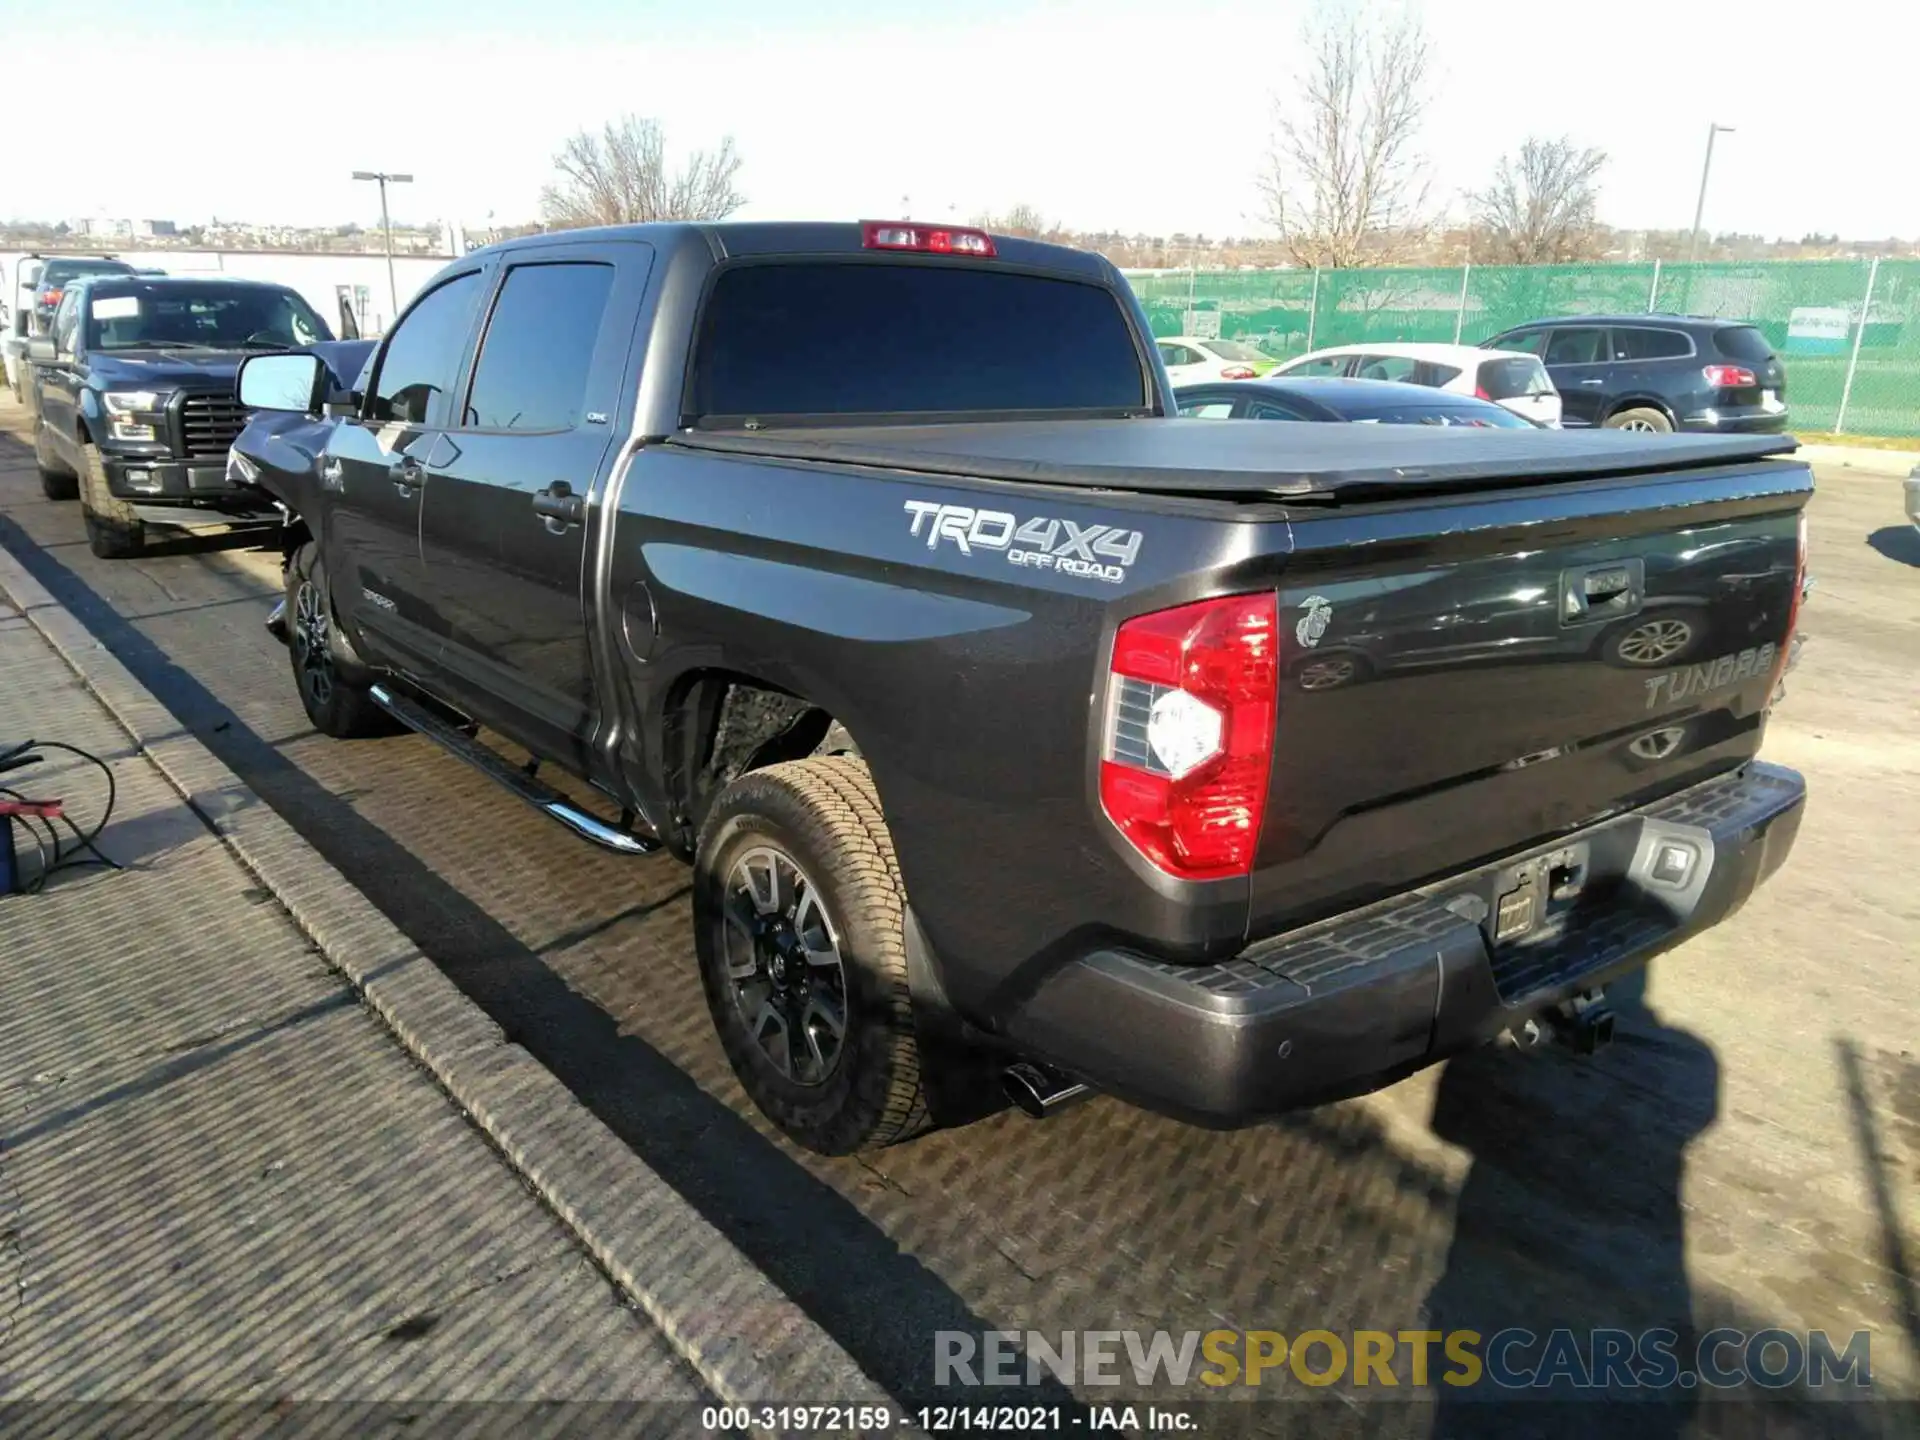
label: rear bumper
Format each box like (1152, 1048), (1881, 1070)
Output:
(1001, 761), (1805, 1123)
(1903, 470), (1920, 529)
(1681, 407), (1790, 434)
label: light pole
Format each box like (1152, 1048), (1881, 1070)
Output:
(1686, 125), (1733, 266)
(352, 170), (413, 325)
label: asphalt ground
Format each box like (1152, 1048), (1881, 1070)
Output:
(2, 401), (1914, 1437)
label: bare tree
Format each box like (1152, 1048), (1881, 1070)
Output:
(1468, 137), (1609, 264)
(1257, 2), (1434, 269)
(540, 115), (744, 229)
(971, 204), (1057, 239)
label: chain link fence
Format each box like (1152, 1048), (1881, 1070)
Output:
(1128, 259), (1920, 436)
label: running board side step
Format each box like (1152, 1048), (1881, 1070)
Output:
(368, 684), (661, 856)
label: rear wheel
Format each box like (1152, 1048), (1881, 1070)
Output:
(285, 540), (390, 738)
(1603, 406), (1673, 434)
(78, 443), (145, 557)
(695, 756), (933, 1155)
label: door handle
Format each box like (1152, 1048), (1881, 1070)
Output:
(390, 456), (423, 496)
(532, 481), (586, 528)
(1579, 378), (1605, 386)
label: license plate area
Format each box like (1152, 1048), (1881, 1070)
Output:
(1760, 389), (1785, 413)
(1477, 840), (1597, 951)
(187, 465), (230, 491)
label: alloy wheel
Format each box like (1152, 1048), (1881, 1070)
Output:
(292, 578), (336, 709)
(1615, 618), (1694, 665)
(721, 845), (850, 1087)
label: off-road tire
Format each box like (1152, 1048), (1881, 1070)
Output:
(79, 443), (144, 557)
(1603, 406), (1674, 435)
(695, 756), (933, 1154)
(285, 539), (390, 738)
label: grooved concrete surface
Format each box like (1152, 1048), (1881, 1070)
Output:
(0, 599), (710, 1404)
(1, 399), (1916, 1433)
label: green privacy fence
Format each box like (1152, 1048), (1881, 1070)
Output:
(1127, 259), (1920, 436)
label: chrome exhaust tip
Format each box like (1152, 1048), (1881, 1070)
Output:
(1002, 1061), (1092, 1119)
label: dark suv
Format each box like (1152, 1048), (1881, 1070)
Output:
(1480, 314), (1788, 435)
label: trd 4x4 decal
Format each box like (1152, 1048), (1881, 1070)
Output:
(903, 500), (1142, 584)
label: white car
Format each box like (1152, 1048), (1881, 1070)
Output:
(1155, 336), (1274, 386)
(1271, 342), (1562, 427)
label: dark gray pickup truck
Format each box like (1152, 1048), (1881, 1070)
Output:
(232, 220), (1811, 1154)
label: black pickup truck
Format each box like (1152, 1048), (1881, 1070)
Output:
(232, 221), (1810, 1155)
(28, 272), (335, 556)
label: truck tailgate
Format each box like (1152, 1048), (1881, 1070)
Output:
(1246, 458), (1810, 938)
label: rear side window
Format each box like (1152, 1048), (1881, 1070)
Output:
(368, 271), (485, 426)
(1489, 330), (1545, 356)
(1611, 327), (1692, 361)
(1247, 399), (1317, 420)
(1179, 400), (1235, 418)
(1416, 362), (1463, 387)
(464, 262), (614, 431)
(1545, 328), (1607, 365)
(692, 262), (1146, 420)
(1714, 326), (1776, 364)
(1477, 356), (1553, 399)
(1354, 354), (1419, 382)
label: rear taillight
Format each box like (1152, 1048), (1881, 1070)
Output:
(1099, 593), (1278, 880)
(1765, 511), (1809, 704)
(1703, 364), (1758, 388)
(1220, 365), (1257, 380)
(1474, 385), (1493, 400)
(861, 220), (996, 257)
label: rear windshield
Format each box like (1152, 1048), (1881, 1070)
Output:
(1714, 325), (1776, 363)
(691, 261), (1147, 421)
(1205, 339), (1266, 362)
(1346, 401), (1535, 429)
(1476, 356), (1553, 399)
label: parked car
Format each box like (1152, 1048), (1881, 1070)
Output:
(28, 254), (138, 335)
(26, 273), (335, 556)
(1269, 342), (1562, 428)
(1174, 376), (1541, 427)
(232, 218), (1807, 1156)
(1480, 314), (1789, 435)
(1155, 335), (1277, 385)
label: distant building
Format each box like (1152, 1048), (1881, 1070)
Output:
(71, 217), (135, 239)
(133, 220), (178, 238)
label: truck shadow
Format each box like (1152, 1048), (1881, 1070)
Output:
(1418, 968), (1715, 1437)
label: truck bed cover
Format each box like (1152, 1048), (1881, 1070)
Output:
(674, 419), (1800, 503)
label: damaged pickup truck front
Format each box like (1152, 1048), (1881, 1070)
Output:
(229, 220), (1811, 1154)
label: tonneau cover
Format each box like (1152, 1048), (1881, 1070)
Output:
(673, 418), (1800, 502)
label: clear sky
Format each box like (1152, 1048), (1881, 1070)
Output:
(7, 0), (1916, 243)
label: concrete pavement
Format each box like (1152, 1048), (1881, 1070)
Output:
(0, 583), (711, 1405)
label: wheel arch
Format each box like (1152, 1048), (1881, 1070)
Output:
(659, 666), (862, 850)
(1600, 395), (1679, 428)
